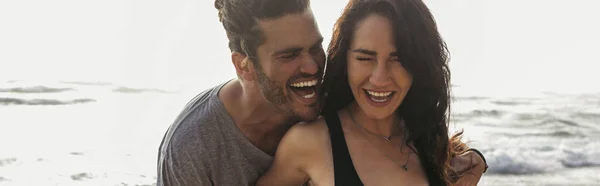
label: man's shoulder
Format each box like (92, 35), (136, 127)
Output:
(160, 81), (233, 154)
(177, 80), (234, 127)
(178, 84), (223, 118)
(156, 82), (230, 186)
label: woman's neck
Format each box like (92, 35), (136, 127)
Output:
(347, 102), (404, 138)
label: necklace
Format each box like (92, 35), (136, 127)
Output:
(347, 108), (411, 171)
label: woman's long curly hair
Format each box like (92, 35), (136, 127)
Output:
(320, 0), (465, 184)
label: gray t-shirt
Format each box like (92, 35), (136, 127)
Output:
(157, 81), (273, 186)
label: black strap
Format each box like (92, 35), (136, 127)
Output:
(324, 112), (364, 186)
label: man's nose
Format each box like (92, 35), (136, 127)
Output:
(299, 53), (319, 75)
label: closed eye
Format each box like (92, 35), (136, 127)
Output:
(310, 45), (323, 54)
(356, 57), (372, 61)
(280, 53), (298, 60)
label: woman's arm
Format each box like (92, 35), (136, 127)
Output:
(256, 124), (315, 186)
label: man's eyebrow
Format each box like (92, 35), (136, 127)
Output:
(351, 49), (377, 56)
(272, 37), (324, 56)
(272, 47), (303, 56)
(310, 37), (324, 49)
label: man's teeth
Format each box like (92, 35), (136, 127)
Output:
(290, 79), (318, 88)
(366, 91), (392, 97)
(303, 91), (316, 99)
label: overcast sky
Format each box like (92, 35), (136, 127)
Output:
(1, 0), (598, 94)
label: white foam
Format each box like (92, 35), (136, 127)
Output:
(485, 141), (600, 174)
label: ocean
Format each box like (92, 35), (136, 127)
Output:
(0, 80), (598, 186)
(1, 0), (599, 185)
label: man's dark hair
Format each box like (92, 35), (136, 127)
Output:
(214, 0), (310, 64)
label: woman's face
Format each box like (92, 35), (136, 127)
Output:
(346, 14), (413, 120)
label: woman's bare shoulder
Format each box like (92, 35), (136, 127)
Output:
(277, 117), (331, 157)
(287, 117), (329, 145)
(293, 117), (329, 134)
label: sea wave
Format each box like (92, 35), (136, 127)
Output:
(0, 86), (74, 93)
(536, 118), (582, 127)
(572, 112), (600, 121)
(456, 109), (505, 118)
(491, 100), (532, 106)
(512, 113), (554, 121)
(112, 87), (171, 94)
(0, 157), (17, 166)
(0, 83), (173, 95)
(562, 147), (600, 168)
(486, 143), (600, 174)
(70, 172), (93, 181)
(60, 81), (113, 86)
(0, 98), (96, 106)
(503, 130), (585, 138)
(453, 96), (490, 101)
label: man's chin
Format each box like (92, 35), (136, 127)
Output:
(293, 107), (320, 122)
(297, 115), (318, 123)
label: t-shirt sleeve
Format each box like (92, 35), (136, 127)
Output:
(157, 87), (230, 186)
(157, 128), (214, 186)
(158, 148), (213, 186)
(157, 140), (213, 186)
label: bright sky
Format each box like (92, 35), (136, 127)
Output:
(1, 0), (598, 94)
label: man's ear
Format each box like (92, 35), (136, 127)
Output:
(232, 52), (256, 81)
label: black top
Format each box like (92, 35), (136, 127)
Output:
(324, 111), (364, 186)
(324, 111), (458, 186)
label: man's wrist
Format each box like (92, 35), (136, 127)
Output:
(467, 148), (488, 173)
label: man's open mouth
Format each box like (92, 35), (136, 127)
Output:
(289, 79), (318, 99)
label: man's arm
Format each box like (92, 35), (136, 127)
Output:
(448, 132), (488, 186)
(450, 149), (487, 186)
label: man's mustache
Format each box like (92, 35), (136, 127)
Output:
(289, 72), (323, 82)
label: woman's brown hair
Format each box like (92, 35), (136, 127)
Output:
(321, 0), (463, 184)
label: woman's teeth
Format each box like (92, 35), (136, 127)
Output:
(366, 91), (392, 97)
(370, 96), (389, 102)
(366, 90), (393, 102)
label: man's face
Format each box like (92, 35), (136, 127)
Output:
(253, 9), (325, 122)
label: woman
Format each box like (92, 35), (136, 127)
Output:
(257, 0), (486, 185)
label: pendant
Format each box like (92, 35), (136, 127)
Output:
(384, 136), (391, 142)
(401, 165), (408, 171)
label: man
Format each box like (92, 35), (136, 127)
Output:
(158, 0), (325, 185)
(157, 0), (486, 185)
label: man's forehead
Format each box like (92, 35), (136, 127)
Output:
(257, 8), (316, 29)
(257, 10), (322, 52)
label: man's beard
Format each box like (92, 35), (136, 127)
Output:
(255, 68), (296, 116)
(254, 65), (323, 122)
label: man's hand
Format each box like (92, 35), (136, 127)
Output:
(450, 150), (487, 186)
